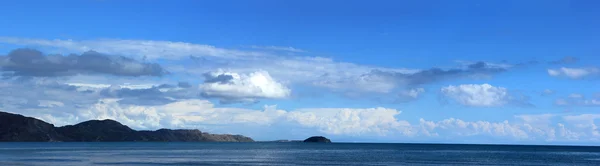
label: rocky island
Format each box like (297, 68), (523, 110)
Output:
(0, 111), (253, 142)
(303, 136), (332, 143)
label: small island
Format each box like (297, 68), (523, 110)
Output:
(303, 136), (332, 143)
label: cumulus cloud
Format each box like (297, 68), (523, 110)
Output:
(547, 67), (599, 79)
(441, 84), (511, 107)
(417, 113), (600, 142)
(35, 98), (413, 136)
(288, 107), (412, 136)
(199, 70), (291, 103)
(0, 48), (167, 77)
(418, 118), (530, 139)
(560, 114), (600, 140)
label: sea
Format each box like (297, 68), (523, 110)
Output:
(1, 142), (600, 166)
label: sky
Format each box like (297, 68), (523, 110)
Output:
(1, 0), (600, 145)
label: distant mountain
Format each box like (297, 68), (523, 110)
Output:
(0, 111), (253, 142)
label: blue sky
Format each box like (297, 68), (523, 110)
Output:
(1, 0), (600, 144)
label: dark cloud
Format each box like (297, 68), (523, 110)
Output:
(177, 82), (192, 88)
(0, 48), (168, 77)
(515, 60), (539, 67)
(202, 73), (234, 84)
(369, 61), (506, 86)
(0, 78), (99, 115)
(99, 83), (199, 106)
(549, 56), (579, 65)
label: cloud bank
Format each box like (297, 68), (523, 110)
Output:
(0, 48), (167, 77)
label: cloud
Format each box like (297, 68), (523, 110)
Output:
(560, 114), (600, 140)
(313, 70), (400, 94)
(548, 67), (599, 79)
(249, 45), (306, 53)
(287, 107), (412, 136)
(98, 82), (200, 106)
(33, 98), (413, 136)
(515, 114), (556, 126)
(0, 48), (167, 77)
(0, 78), (100, 123)
(313, 61), (508, 96)
(395, 88), (425, 102)
(0, 37), (267, 60)
(541, 89), (555, 96)
(568, 93), (584, 99)
(417, 114), (599, 142)
(549, 56), (579, 65)
(0, 77), (204, 127)
(0, 37), (516, 98)
(418, 118), (530, 139)
(554, 94), (600, 107)
(200, 70), (291, 103)
(441, 84), (511, 107)
(369, 61), (507, 87)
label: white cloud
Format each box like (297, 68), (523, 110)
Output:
(0, 37), (508, 98)
(400, 88), (425, 99)
(418, 118), (529, 139)
(67, 83), (157, 91)
(394, 88), (426, 102)
(312, 71), (400, 94)
(249, 45), (306, 53)
(287, 107), (413, 136)
(560, 114), (600, 140)
(38, 99), (413, 136)
(416, 114), (600, 142)
(10, 95), (600, 142)
(548, 67), (599, 79)
(568, 93), (584, 99)
(554, 94), (600, 107)
(514, 114), (557, 140)
(0, 37), (267, 60)
(200, 70), (291, 103)
(78, 98), (167, 129)
(0, 37), (423, 95)
(38, 100), (65, 108)
(441, 84), (510, 107)
(542, 89), (554, 96)
(515, 114), (555, 125)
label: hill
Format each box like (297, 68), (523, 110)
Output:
(0, 111), (253, 142)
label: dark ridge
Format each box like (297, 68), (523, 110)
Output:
(0, 111), (254, 142)
(0, 112), (66, 142)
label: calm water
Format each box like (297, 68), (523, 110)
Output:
(1, 142), (600, 165)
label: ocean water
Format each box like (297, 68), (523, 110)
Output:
(1, 143), (600, 166)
